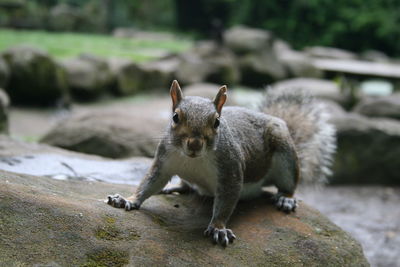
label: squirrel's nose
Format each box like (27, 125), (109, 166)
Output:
(187, 138), (203, 152)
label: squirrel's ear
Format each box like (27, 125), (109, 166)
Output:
(170, 80), (183, 110)
(214, 85), (227, 114)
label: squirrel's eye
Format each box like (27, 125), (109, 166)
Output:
(214, 117), (220, 128)
(173, 112), (179, 123)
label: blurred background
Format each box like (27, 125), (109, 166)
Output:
(0, 1), (399, 266)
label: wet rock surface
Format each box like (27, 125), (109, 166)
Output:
(0, 135), (150, 184)
(0, 168), (369, 266)
(299, 186), (400, 267)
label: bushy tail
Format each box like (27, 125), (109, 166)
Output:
(260, 87), (336, 184)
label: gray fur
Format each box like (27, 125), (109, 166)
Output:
(261, 87), (336, 184)
(106, 82), (337, 246)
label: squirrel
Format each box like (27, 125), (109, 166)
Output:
(107, 80), (336, 246)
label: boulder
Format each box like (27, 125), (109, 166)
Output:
(138, 57), (180, 90)
(353, 94), (400, 120)
(331, 113), (400, 184)
(275, 48), (322, 78)
(0, 89), (9, 133)
(1, 45), (68, 106)
(108, 58), (142, 96)
(48, 3), (81, 32)
(0, 57), (9, 88)
(271, 78), (349, 105)
(40, 98), (171, 159)
(223, 25), (273, 54)
(0, 137), (369, 266)
(239, 50), (288, 87)
(361, 50), (390, 63)
(61, 54), (113, 100)
(176, 41), (240, 86)
(304, 46), (357, 60)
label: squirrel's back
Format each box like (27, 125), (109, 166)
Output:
(260, 87), (336, 184)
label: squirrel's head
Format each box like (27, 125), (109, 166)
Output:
(168, 80), (227, 158)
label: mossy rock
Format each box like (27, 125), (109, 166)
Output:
(0, 169), (369, 266)
(1, 45), (68, 106)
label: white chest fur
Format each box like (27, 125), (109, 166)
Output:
(163, 150), (218, 196)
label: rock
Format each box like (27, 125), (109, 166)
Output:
(0, 57), (9, 88)
(40, 99), (170, 158)
(331, 113), (400, 184)
(239, 50), (288, 87)
(1, 45), (68, 106)
(0, 151), (369, 265)
(138, 57), (180, 90)
(61, 54), (113, 100)
(108, 58), (141, 96)
(183, 83), (237, 106)
(176, 41), (240, 85)
(0, 89), (9, 133)
(224, 25), (273, 54)
(361, 50), (390, 63)
(271, 78), (349, 105)
(304, 46), (357, 60)
(311, 58), (400, 80)
(48, 3), (81, 32)
(359, 80), (393, 96)
(275, 48), (322, 78)
(353, 94), (400, 120)
(0, 135), (150, 185)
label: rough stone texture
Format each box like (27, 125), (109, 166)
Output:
(176, 41), (240, 86)
(108, 58), (142, 96)
(275, 48), (322, 78)
(360, 50), (390, 63)
(353, 94), (400, 120)
(1, 45), (68, 106)
(0, 89), (9, 133)
(0, 169), (369, 266)
(39, 97), (172, 159)
(40, 108), (168, 159)
(223, 25), (273, 54)
(271, 78), (349, 105)
(299, 186), (400, 267)
(239, 50), (288, 87)
(304, 46), (357, 60)
(61, 54), (113, 100)
(0, 57), (9, 88)
(138, 57), (180, 90)
(331, 113), (400, 184)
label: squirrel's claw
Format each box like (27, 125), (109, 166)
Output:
(204, 226), (236, 246)
(273, 194), (298, 213)
(106, 194), (140, 211)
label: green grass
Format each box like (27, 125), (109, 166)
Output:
(0, 29), (192, 62)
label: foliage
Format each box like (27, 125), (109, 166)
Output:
(1, 0), (399, 56)
(0, 29), (192, 62)
(227, 0), (400, 56)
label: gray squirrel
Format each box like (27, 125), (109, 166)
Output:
(107, 80), (336, 246)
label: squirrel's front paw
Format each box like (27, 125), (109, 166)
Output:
(204, 225), (236, 246)
(273, 193), (297, 213)
(106, 194), (140, 211)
